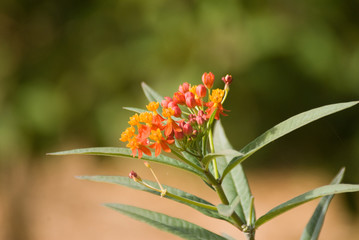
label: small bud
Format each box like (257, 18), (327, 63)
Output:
(129, 170), (141, 182)
(185, 92), (196, 108)
(222, 74), (232, 86)
(196, 110), (206, 125)
(129, 170), (137, 178)
(161, 97), (172, 108)
(188, 114), (196, 124)
(168, 102), (182, 117)
(144, 161), (150, 168)
(179, 82), (190, 94)
(182, 123), (193, 135)
(196, 84), (206, 98)
(174, 130), (184, 140)
(202, 72), (215, 89)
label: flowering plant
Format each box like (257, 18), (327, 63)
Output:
(50, 73), (359, 240)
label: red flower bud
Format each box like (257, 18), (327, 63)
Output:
(222, 74), (233, 85)
(174, 130), (184, 140)
(202, 72), (215, 89)
(179, 82), (190, 94)
(169, 104), (182, 117)
(196, 110), (206, 125)
(185, 92), (196, 108)
(161, 97), (172, 108)
(129, 170), (138, 179)
(196, 84), (206, 98)
(182, 123), (193, 135)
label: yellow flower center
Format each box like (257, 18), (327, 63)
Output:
(146, 102), (159, 112)
(139, 112), (153, 124)
(120, 126), (136, 142)
(126, 136), (139, 149)
(128, 114), (140, 126)
(162, 107), (174, 118)
(149, 128), (162, 142)
(209, 89), (224, 104)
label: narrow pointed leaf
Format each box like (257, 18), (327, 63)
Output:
(202, 150), (242, 169)
(141, 82), (164, 104)
(214, 121), (255, 225)
(300, 168), (345, 240)
(255, 183), (359, 228)
(123, 107), (147, 113)
(48, 147), (205, 178)
(105, 203), (228, 240)
(79, 175), (224, 220)
(222, 101), (359, 180)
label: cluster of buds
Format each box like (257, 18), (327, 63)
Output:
(120, 72), (233, 159)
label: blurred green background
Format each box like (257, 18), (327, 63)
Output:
(1, 0), (359, 239)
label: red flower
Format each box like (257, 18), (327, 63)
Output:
(162, 108), (182, 136)
(149, 129), (175, 156)
(185, 92), (196, 108)
(202, 72), (215, 89)
(126, 136), (151, 159)
(205, 102), (228, 120)
(196, 84), (206, 98)
(173, 91), (186, 105)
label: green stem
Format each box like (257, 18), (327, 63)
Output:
(137, 180), (217, 211)
(245, 232), (255, 240)
(221, 88), (229, 105)
(203, 170), (245, 230)
(247, 196), (254, 226)
(208, 127), (219, 179)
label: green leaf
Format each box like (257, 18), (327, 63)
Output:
(141, 82), (164, 103)
(221, 101), (359, 180)
(48, 147), (205, 178)
(255, 183), (359, 228)
(221, 233), (237, 240)
(79, 175), (224, 220)
(300, 168), (345, 240)
(105, 203), (228, 240)
(213, 121), (255, 225)
(217, 195), (241, 217)
(141, 82), (166, 119)
(202, 149), (242, 169)
(123, 107), (147, 113)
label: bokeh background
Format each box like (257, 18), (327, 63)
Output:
(1, 0), (359, 239)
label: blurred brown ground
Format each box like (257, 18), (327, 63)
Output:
(1, 156), (359, 240)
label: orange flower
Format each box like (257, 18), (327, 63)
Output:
(146, 102), (159, 113)
(202, 72), (215, 89)
(126, 135), (151, 159)
(139, 112), (153, 125)
(205, 102), (228, 120)
(128, 114), (140, 126)
(162, 108), (182, 136)
(206, 89), (227, 120)
(120, 126), (135, 142)
(149, 128), (174, 156)
(209, 89), (225, 104)
(146, 101), (165, 130)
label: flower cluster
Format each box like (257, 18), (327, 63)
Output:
(120, 72), (232, 159)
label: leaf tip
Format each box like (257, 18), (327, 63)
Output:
(46, 151), (62, 156)
(75, 176), (88, 180)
